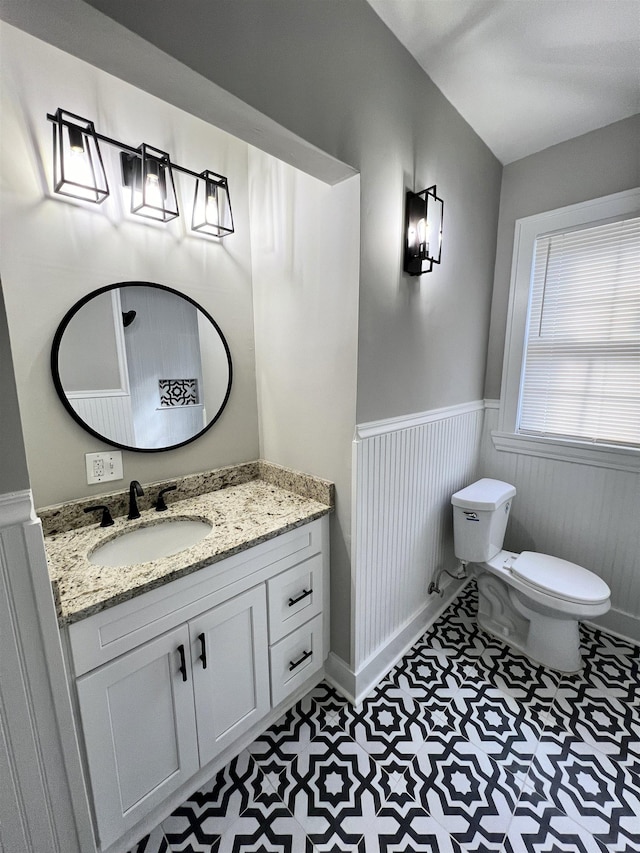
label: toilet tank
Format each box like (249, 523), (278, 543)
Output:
(451, 479), (516, 563)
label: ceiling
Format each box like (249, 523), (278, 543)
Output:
(366, 0), (640, 164)
(2, 0), (638, 169)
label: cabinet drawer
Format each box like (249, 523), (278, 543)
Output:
(269, 614), (323, 707)
(267, 553), (323, 643)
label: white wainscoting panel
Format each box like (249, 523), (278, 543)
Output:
(71, 394), (135, 447)
(480, 403), (640, 640)
(0, 491), (94, 853)
(352, 402), (484, 675)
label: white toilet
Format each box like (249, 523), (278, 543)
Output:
(451, 478), (610, 673)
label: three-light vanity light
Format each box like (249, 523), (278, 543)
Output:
(48, 108), (234, 238)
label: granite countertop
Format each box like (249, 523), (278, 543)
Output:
(43, 463), (333, 627)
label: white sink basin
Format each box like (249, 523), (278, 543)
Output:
(89, 518), (212, 567)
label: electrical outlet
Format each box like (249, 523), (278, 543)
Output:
(85, 451), (123, 485)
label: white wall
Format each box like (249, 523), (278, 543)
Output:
(0, 24), (259, 508)
(249, 149), (360, 662)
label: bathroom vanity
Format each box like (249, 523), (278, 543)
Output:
(42, 463), (332, 853)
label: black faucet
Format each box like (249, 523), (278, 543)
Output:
(128, 480), (144, 520)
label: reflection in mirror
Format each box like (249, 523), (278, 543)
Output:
(52, 282), (232, 452)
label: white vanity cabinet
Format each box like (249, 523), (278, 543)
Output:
(64, 517), (328, 853)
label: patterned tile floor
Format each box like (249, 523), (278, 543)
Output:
(130, 581), (640, 852)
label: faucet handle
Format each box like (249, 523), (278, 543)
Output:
(155, 485), (177, 511)
(84, 505), (115, 527)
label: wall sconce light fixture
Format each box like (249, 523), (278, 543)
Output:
(47, 108), (234, 238)
(403, 185), (443, 275)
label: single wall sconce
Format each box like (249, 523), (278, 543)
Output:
(403, 185), (443, 275)
(47, 108), (234, 238)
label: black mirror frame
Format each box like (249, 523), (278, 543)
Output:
(51, 281), (233, 453)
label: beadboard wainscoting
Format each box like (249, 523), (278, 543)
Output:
(70, 394), (136, 448)
(325, 398), (640, 703)
(0, 490), (94, 853)
(327, 402), (484, 703)
(480, 401), (640, 643)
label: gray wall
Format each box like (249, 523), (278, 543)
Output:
(82, 0), (503, 425)
(0, 282), (30, 494)
(484, 114), (640, 399)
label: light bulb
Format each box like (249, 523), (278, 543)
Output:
(145, 172), (163, 210)
(64, 127), (94, 197)
(69, 128), (85, 155)
(205, 185), (219, 227)
(417, 217), (427, 246)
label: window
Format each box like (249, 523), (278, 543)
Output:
(496, 188), (640, 470)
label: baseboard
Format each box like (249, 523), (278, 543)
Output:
(586, 606), (640, 647)
(326, 576), (469, 705)
(328, 590), (640, 707)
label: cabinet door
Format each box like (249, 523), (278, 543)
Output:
(76, 624), (199, 851)
(190, 585), (270, 767)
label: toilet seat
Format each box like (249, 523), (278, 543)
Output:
(511, 551), (610, 605)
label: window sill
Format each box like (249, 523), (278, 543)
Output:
(491, 431), (640, 473)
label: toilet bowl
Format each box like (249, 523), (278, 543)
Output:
(451, 479), (611, 673)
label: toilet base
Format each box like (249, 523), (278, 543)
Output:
(476, 571), (583, 673)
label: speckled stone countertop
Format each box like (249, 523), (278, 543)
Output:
(42, 462), (333, 627)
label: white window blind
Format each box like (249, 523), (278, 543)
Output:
(518, 215), (640, 448)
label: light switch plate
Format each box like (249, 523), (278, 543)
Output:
(85, 451), (123, 485)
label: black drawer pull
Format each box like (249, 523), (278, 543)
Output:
(288, 588), (312, 607)
(288, 649), (312, 672)
(198, 632), (207, 669)
(177, 644), (188, 682)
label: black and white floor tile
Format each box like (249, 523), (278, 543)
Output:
(129, 581), (640, 853)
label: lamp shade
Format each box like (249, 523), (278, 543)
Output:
(192, 171), (234, 237)
(51, 109), (109, 203)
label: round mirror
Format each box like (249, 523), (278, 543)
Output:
(51, 282), (232, 452)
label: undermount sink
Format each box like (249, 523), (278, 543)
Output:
(89, 518), (213, 567)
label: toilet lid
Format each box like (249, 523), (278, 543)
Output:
(511, 552), (610, 604)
